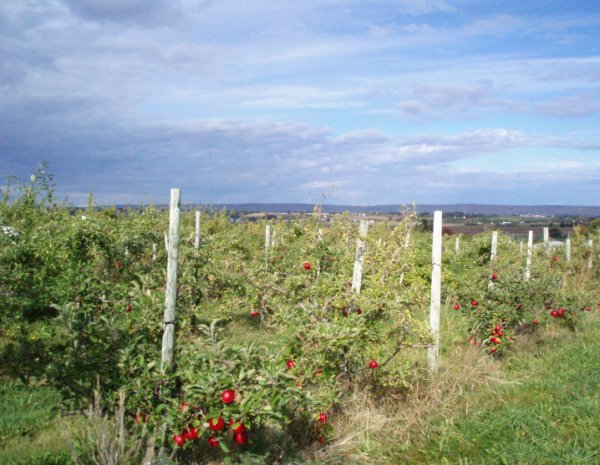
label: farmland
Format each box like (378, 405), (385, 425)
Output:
(1, 172), (599, 464)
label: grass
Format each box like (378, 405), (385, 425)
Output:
(0, 380), (72, 465)
(407, 315), (600, 465)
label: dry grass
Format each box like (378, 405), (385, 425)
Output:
(63, 389), (161, 465)
(310, 345), (504, 464)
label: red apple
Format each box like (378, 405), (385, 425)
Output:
(250, 310), (259, 317)
(533, 319), (538, 325)
(184, 427), (198, 440)
(318, 412), (328, 423)
(173, 434), (185, 447)
(558, 308), (565, 317)
(286, 359), (296, 369)
(207, 437), (219, 448)
(304, 261), (311, 270)
(229, 419), (245, 433)
(178, 402), (189, 412)
(552, 255), (558, 261)
(208, 417), (225, 431)
(550, 310), (558, 317)
(491, 273), (497, 280)
(234, 430), (248, 445)
(454, 303), (460, 310)
(471, 300), (478, 307)
(221, 389), (235, 404)
(369, 360), (379, 369)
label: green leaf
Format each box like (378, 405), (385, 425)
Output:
(219, 441), (230, 453)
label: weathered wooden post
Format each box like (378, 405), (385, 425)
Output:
(428, 211), (442, 372)
(491, 231), (498, 261)
(525, 230), (533, 281)
(543, 227), (549, 255)
(351, 220), (369, 294)
(265, 224), (271, 258)
(588, 239), (594, 269)
(194, 210), (200, 257)
(455, 236), (460, 255)
(317, 228), (323, 277)
(566, 236), (571, 262)
(161, 188), (181, 373)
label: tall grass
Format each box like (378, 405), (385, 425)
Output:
(309, 313), (599, 465)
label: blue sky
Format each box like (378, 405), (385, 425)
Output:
(1, 0), (599, 206)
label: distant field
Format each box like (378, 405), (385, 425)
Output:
(444, 223), (575, 239)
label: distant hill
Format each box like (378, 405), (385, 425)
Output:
(185, 203), (600, 217)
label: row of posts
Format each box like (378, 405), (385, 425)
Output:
(159, 189), (595, 375)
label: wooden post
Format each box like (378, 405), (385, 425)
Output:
(566, 237), (571, 262)
(194, 211), (200, 257)
(152, 242), (157, 262)
(163, 232), (169, 253)
(525, 230), (533, 281)
(317, 228), (322, 277)
(543, 227), (549, 255)
(455, 236), (460, 255)
(519, 240), (523, 256)
(491, 231), (498, 261)
(351, 220), (369, 294)
(428, 211), (442, 372)
(588, 239), (594, 269)
(161, 188), (181, 374)
(265, 224), (271, 257)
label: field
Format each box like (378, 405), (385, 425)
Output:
(1, 175), (599, 464)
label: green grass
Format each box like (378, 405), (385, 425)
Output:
(412, 316), (600, 465)
(0, 380), (71, 465)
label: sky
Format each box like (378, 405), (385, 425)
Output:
(1, 0), (599, 207)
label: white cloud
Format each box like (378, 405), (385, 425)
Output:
(535, 94), (600, 117)
(1, 0), (599, 206)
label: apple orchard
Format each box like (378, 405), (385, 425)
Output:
(0, 171), (598, 462)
